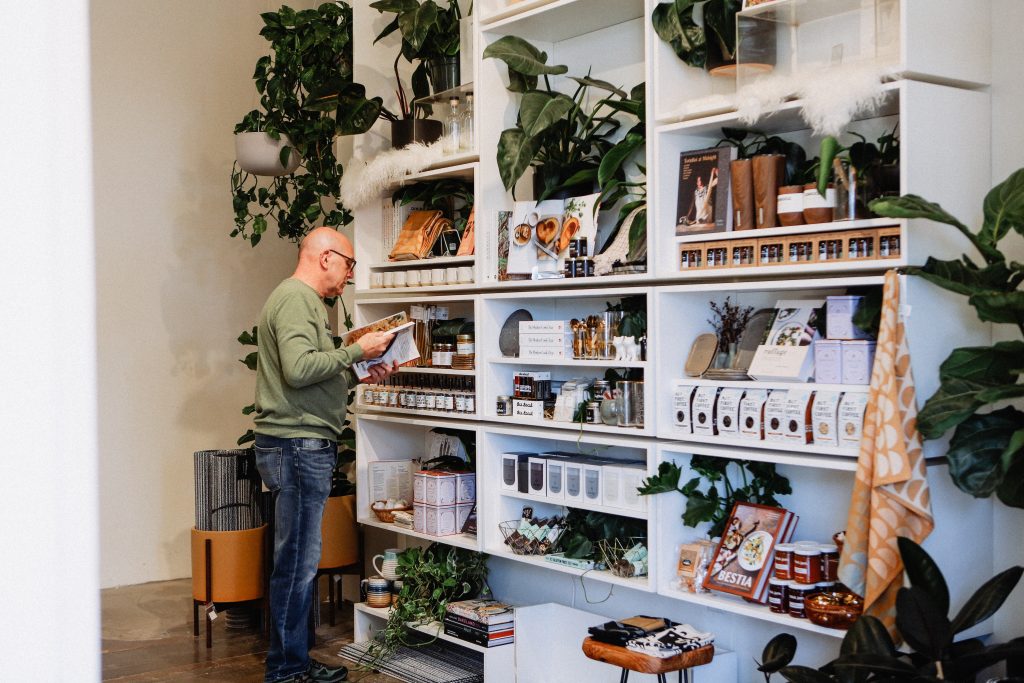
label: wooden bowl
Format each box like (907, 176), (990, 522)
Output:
(805, 591), (864, 630)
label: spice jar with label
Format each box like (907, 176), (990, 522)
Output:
(793, 545), (823, 584)
(431, 343), (453, 368)
(787, 583), (814, 618)
(773, 542), (795, 580)
(819, 543), (839, 582)
(585, 401), (600, 424)
(453, 333), (475, 370)
(767, 577), (791, 614)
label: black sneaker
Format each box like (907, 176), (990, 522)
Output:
(307, 658), (348, 682)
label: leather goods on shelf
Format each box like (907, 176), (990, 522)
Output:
(389, 209), (445, 261)
(456, 206), (476, 256)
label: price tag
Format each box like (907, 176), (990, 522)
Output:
(410, 305), (426, 321)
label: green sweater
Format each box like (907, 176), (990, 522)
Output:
(254, 278), (364, 441)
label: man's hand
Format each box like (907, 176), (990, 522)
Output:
(361, 361), (400, 385)
(356, 330), (395, 359)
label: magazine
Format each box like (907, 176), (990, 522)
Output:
(701, 501), (796, 602)
(675, 146), (734, 235)
(341, 312), (419, 380)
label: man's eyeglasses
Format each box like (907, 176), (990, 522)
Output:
(328, 249), (357, 273)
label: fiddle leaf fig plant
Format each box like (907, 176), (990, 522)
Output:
(651, 0), (742, 71)
(869, 168), (1024, 508)
(230, 2), (382, 247)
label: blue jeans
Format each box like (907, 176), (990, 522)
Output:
(255, 434), (336, 683)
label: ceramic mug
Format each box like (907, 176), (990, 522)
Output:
(420, 269), (433, 286)
(432, 268), (447, 285)
(457, 266), (473, 283)
(371, 272), (384, 289)
(373, 548), (401, 580)
(382, 271), (395, 288)
(364, 575), (391, 608)
(407, 270), (421, 287)
(445, 267), (459, 284)
(393, 271), (407, 287)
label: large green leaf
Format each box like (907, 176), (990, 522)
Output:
(946, 408), (1024, 498)
(840, 615), (897, 658)
(968, 290), (1024, 326)
(496, 127), (541, 192)
(896, 586), (952, 660)
(997, 426), (1024, 508)
(651, 1), (707, 68)
(982, 167), (1024, 243)
(906, 257), (1014, 298)
(950, 565), (1024, 634)
(483, 36), (568, 77)
(397, 1), (437, 53)
(939, 341), (1024, 385)
(870, 194), (1001, 263)
(951, 639), (1024, 679)
(519, 91), (575, 138)
(759, 633), (798, 673)
(638, 461), (682, 495)
(598, 132), (644, 188)
(918, 378), (990, 439)
(897, 538), (950, 617)
(977, 383), (1024, 403)
(826, 653), (918, 676)
(508, 68), (538, 94)
(568, 76), (627, 98)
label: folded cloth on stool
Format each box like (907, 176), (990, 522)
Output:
(625, 623), (714, 659)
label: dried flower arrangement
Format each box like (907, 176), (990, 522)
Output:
(708, 297), (754, 348)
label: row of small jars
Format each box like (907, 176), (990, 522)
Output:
(773, 540), (839, 584)
(768, 578), (840, 619)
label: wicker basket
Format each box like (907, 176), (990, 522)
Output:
(371, 500), (412, 523)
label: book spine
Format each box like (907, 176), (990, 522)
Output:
(443, 621), (515, 647)
(444, 613), (513, 631)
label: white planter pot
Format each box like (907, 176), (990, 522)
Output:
(234, 131), (301, 176)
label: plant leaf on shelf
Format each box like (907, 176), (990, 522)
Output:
(945, 408), (1024, 498)
(483, 35), (568, 77)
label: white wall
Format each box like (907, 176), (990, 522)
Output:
(91, 1), (303, 587)
(0, 1), (100, 679)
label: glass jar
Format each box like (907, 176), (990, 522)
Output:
(818, 543), (840, 582)
(767, 578), (791, 614)
(599, 396), (620, 426)
(459, 93), (474, 152)
(793, 546), (823, 584)
(773, 542), (795, 580)
(787, 583), (814, 618)
(443, 96), (461, 155)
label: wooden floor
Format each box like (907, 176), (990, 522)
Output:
(102, 578), (400, 682)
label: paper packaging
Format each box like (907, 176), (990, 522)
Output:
(814, 340), (843, 384)
(748, 344), (815, 382)
(784, 389), (815, 444)
(513, 399), (544, 420)
(582, 462), (603, 503)
(456, 473), (476, 504)
(826, 296), (873, 340)
(673, 382), (698, 433)
(812, 391), (843, 446)
(841, 341), (876, 385)
(546, 458), (565, 501)
(500, 452), (533, 493)
(838, 393), (870, 447)
(692, 386), (721, 435)
(716, 388), (745, 435)
(602, 464), (622, 508)
(740, 389), (769, 440)
(563, 459), (585, 503)
(369, 461), (413, 504)
(415, 471), (458, 506)
(423, 504), (459, 536)
(618, 463), (648, 512)
(764, 390), (790, 442)
(527, 456), (548, 495)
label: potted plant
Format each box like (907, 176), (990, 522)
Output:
(869, 168), (1024, 509)
(651, 0), (775, 76)
(483, 35), (644, 201)
(230, 3), (382, 246)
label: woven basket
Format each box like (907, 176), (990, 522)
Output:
(371, 500), (412, 523)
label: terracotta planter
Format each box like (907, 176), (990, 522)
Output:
(777, 185), (805, 226)
(235, 132), (301, 176)
(752, 154), (785, 229)
(191, 525), (267, 603)
(320, 494), (358, 569)
(803, 183), (836, 224)
(730, 159), (755, 230)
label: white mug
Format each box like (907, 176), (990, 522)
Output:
(432, 267), (446, 285)
(457, 266), (473, 283)
(407, 270), (421, 287)
(382, 271), (395, 288)
(371, 272), (384, 289)
(373, 548), (401, 580)
(393, 271), (407, 287)
(420, 269), (433, 286)
(445, 267), (459, 284)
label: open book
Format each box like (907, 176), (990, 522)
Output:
(341, 312), (419, 381)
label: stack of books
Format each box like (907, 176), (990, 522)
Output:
(443, 599), (515, 648)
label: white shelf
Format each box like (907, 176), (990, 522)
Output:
(481, 0), (644, 42)
(369, 255), (476, 271)
(499, 489), (648, 520)
(660, 438), (860, 471)
(660, 585), (845, 638)
(488, 356), (647, 369)
(359, 282), (477, 296)
(358, 516), (481, 552)
(354, 405), (479, 420)
(485, 272), (651, 290)
(679, 378), (869, 393)
(672, 258), (904, 280)
(352, 602), (493, 653)
(482, 414), (648, 436)
(674, 218), (903, 245)
(398, 366), (476, 376)
(406, 159), (478, 183)
(486, 548), (653, 592)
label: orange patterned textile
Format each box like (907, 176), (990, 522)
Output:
(837, 270), (934, 634)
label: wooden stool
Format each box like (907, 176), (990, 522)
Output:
(582, 637), (713, 683)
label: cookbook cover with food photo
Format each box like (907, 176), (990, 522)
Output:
(702, 501), (796, 602)
(505, 194), (600, 276)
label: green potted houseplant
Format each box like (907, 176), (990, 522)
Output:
(651, 0), (774, 76)
(230, 3), (382, 246)
(483, 35), (644, 201)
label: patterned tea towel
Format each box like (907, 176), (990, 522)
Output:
(626, 624), (714, 659)
(838, 270), (934, 635)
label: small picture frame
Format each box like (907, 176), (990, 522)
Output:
(437, 226), (462, 257)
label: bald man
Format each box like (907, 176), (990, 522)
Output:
(253, 227), (395, 683)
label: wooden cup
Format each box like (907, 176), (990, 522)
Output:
(730, 159), (755, 230)
(752, 154), (785, 229)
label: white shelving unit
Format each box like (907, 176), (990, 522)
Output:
(350, 1), (997, 679)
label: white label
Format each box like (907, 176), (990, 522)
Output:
(410, 305), (426, 320)
(749, 345), (815, 382)
(812, 391), (842, 446)
(432, 306), (449, 321)
(802, 187), (836, 209)
(520, 320), (569, 333)
(520, 346), (568, 360)
(513, 399), (544, 419)
(777, 192), (804, 213)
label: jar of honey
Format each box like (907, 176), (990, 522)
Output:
(773, 542), (795, 580)
(767, 578), (791, 614)
(793, 546), (823, 584)
(819, 543), (839, 582)
(787, 583), (814, 618)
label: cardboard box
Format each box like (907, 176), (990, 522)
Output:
(416, 503), (459, 536)
(528, 456), (548, 496)
(500, 452), (534, 493)
(756, 237), (787, 266)
(703, 241), (730, 269)
(563, 459), (585, 504)
(456, 473), (476, 504)
(546, 459), (565, 501)
(679, 245), (704, 270)
(520, 346), (571, 361)
(602, 464), (623, 508)
(716, 388), (745, 435)
(729, 240), (758, 268)
(877, 225), (901, 259)
(764, 389), (790, 442)
(841, 341), (876, 385)
(415, 471), (458, 506)
(785, 236), (816, 264)
(814, 340), (843, 383)
(519, 332), (572, 348)
(582, 463), (603, 503)
(618, 463), (648, 512)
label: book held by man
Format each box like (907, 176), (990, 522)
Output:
(341, 311), (419, 380)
